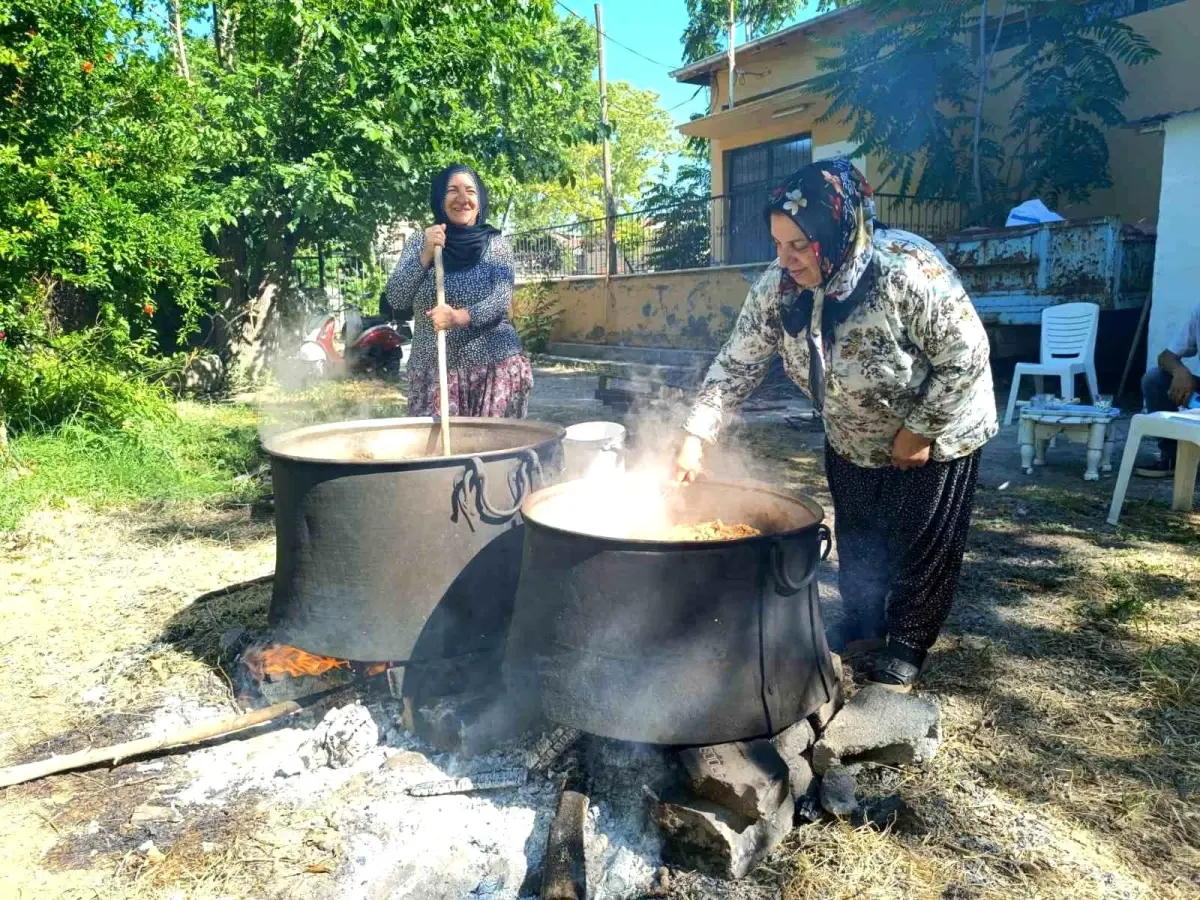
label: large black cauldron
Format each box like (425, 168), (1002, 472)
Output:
(265, 417), (564, 696)
(506, 478), (836, 745)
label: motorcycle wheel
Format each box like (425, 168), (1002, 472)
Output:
(382, 351), (401, 379)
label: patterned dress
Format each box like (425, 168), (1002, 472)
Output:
(684, 230), (998, 467)
(685, 214), (998, 658)
(386, 232), (533, 418)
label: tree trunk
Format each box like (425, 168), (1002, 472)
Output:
(168, 0), (191, 82)
(212, 1), (236, 70)
(221, 224), (297, 382)
(972, 0), (988, 209)
(972, 0), (1008, 214)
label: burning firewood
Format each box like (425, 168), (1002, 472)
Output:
(529, 726), (582, 775)
(405, 767), (529, 797)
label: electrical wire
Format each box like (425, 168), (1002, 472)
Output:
(607, 85), (706, 119)
(553, 0), (681, 70)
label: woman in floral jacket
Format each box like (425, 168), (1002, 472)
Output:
(675, 159), (998, 691)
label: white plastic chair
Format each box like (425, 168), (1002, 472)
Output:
(1107, 411), (1200, 524)
(1003, 303), (1101, 425)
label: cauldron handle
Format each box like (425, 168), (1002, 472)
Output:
(770, 524), (833, 597)
(456, 450), (542, 521)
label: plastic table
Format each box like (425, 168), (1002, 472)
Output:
(1018, 406), (1118, 481)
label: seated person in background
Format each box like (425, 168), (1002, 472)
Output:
(1137, 300), (1200, 478)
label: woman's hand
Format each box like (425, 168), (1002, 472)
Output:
(426, 306), (470, 332)
(892, 427), (933, 471)
(674, 434), (705, 484)
(419, 224), (446, 269)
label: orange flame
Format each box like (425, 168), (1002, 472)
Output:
(242, 644), (351, 680)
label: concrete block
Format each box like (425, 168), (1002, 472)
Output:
(771, 720), (817, 800)
(677, 739), (789, 823)
(812, 684), (941, 774)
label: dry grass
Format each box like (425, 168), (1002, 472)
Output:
(740, 424), (1200, 900)
(0, 501), (276, 899)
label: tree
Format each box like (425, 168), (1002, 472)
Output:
(0, 0), (217, 432)
(507, 81), (679, 230)
(641, 134), (714, 271)
(191, 0), (597, 375)
(682, 0), (848, 63)
(812, 0), (1158, 220)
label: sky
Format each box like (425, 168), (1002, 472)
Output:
(553, 0), (822, 149)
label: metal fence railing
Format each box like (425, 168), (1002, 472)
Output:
(291, 251), (402, 313)
(510, 192), (968, 280)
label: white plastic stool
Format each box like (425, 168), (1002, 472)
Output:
(1107, 411), (1200, 524)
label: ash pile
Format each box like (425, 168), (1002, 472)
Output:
(219, 635), (943, 897)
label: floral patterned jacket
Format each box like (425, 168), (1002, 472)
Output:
(685, 229), (999, 468)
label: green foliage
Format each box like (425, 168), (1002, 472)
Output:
(681, 0), (849, 63)
(642, 136), (714, 271)
(511, 280), (562, 353)
(509, 81), (679, 229)
(0, 329), (176, 434)
(812, 0), (1159, 217)
(0, 0), (218, 347)
(0, 401), (262, 531)
(195, 0), (597, 255)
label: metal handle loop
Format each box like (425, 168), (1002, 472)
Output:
(770, 524), (832, 597)
(459, 449), (542, 521)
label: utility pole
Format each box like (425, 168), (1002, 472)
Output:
(727, 0), (737, 109)
(595, 3), (617, 277)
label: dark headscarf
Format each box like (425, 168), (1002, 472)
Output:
(766, 159), (877, 412)
(766, 158), (877, 340)
(430, 164), (500, 272)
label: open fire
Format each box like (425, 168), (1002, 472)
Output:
(235, 642), (389, 705)
(242, 644), (351, 680)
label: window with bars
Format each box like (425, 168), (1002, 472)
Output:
(724, 134), (813, 264)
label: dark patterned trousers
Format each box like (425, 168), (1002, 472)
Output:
(824, 443), (982, 655)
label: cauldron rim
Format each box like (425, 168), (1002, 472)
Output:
(520, 477), (826, 549)
(262, 416), (566, 467)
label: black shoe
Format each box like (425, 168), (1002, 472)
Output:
(1135, 458), (1175, 479)
(866, 655), (921, 693)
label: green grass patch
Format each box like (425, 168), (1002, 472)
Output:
(0, 401), (263, 531)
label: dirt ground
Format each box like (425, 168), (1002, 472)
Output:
(1, 368), (1197, 899)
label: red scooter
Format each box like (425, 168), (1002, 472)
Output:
(297, 297), (411, 380)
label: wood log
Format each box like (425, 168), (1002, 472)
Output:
(0, 684), (354, 790)
(541, 775), (589, 900)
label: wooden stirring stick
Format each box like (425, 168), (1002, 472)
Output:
(433, 245), (452, 457)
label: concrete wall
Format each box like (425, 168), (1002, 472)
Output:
(546, 265), (767, 350)
(1147, 110), (1200, 375)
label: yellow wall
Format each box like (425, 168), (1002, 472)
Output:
(547, 265), (767, 349)
(698, 0), (1200, 226)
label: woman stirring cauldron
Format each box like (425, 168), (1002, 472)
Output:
(387, 164), (533, 418)
(675, 159), (998, 692)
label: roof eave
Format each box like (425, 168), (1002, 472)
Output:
(668, 5), (860, 85)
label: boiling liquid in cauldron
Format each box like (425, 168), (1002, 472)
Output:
(657, 520), (762, 542)
(533, 473), (769, 542)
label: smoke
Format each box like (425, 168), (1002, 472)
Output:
(540, 400), (786, 540)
